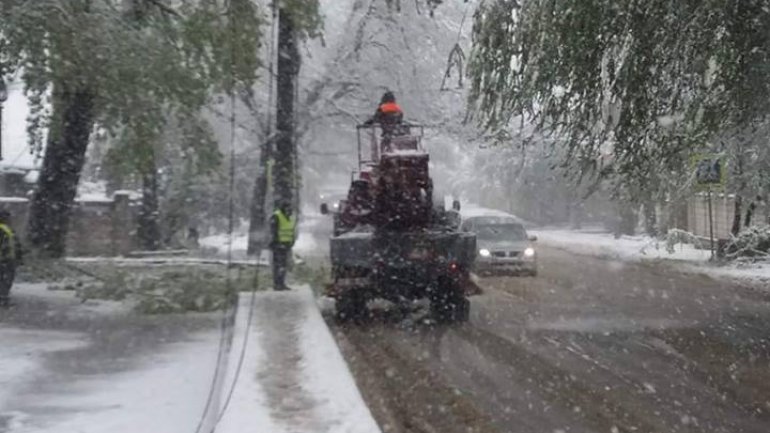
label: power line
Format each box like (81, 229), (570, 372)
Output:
(192, 2), (270, 432)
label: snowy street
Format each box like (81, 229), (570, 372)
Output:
(331, 239), (770, 433)
(3, 0), (770, 432)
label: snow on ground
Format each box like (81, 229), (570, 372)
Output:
(13, 282), (79, 302)
(199, 232), (249, 255)
(294, 230), (320, 256)
(67, 255), (266, 268)
(75, 180), (111, 202)
(1, 281), (223, 433)
(6, 331), (222, 433)
(536, 229), (711, 262)
(0, 283), (219, 433)
(704, 259), (770, 283)
(16, 282), (133, 316)
(73, 181), (141, 202)
(199, 216), (325, 262)
(461, 204), (518, 220)
(218, 288), (380, 433)
(535, 228), (770, 284)
(0, 329), (86, 414)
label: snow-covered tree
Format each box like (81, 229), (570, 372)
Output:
(0, 0), (262, 257)
(467, 0), (770, 209)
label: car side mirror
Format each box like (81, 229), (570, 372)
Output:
(529, 235), (538, 242)
(320, 203), (329, 215)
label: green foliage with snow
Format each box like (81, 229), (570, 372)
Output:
(282, 0), (323, 40)
(0, 0), (263, 153)
(467, 0), (770, 198)
(68, 265), (269, 314)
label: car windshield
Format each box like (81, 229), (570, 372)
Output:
(476, 223), (527, 242)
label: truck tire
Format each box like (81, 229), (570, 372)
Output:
(454, 296), (470, 322)
(336, 290), (369, 323)
(430, 277), (469, 323)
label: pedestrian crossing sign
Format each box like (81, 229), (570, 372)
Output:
(691, 154), (726, 188)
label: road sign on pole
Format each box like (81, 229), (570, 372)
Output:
(692, 153), (726, 188)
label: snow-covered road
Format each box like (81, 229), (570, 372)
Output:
(333, 243), (770, 433)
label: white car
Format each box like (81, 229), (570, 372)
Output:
(460, 212), (538, 276)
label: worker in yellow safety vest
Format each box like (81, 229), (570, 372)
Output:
(0, 209), (22, 308)
(270, 201), (296, 291)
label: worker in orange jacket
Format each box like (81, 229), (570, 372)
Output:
(365, 91), (404, 127)
(364, 91), (407, 152)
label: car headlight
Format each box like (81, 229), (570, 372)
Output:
(479, 248), (491, 257)
(524, 247), (535, 257)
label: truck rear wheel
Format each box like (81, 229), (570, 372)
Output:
(332, 265), (370, 323)
(335, 290), (369, 323)
(430, 277), (469, 323)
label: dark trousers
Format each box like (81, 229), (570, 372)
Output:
(271, 246), (289, 290)
(0, 264), (16, 302)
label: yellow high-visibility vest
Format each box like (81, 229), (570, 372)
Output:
(0, 223), (15, 260)
(274, 210), (296, 244)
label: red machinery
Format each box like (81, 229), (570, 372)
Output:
(322, 124), (476, 323)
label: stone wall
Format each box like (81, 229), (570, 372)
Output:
(0, 192), (138, 257)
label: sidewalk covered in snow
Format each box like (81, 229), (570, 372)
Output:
(217, 288), (380, 433)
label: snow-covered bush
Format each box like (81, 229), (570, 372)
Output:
(665, 229), (703, 254)
(725, 225), (770, 260)
(133, 269), (264, 314)
(54, 265), (266, 314)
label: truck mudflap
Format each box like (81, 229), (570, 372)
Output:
(463, 272), (483, 296)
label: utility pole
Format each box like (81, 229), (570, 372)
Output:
(273, 7), (299, 212)
(248, 1), (300, 255)
(247, 3), (278, 256)
(247, 4), (299, 256)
